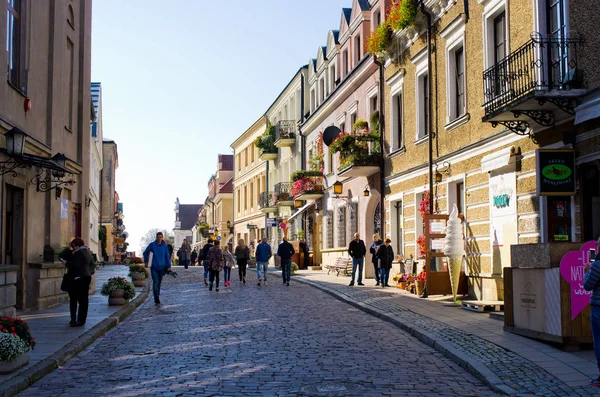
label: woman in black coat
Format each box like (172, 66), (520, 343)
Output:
(376, 237), (394, 287)
(370, 234), (384, 286)
(65, 238), (92, 327)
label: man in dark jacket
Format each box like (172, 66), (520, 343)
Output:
(200, 239), (214, 286)
(348, 233), (367, 286)
(277, 237), (295, 286)
(584, 239), (600, 386)
(255, 237), (272, 286)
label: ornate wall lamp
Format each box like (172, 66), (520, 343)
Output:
(434, 161), (451, 183)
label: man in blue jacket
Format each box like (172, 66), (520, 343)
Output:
(277, 237), (295, 286)
(585, 239), (600, 387)
(143, 232), (172, 304)
(255, 237), (272, 286)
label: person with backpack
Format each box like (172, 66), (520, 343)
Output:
(223, 245), (235, 287)
(255, 237), (272, 286)
(190, 248), (198, 266)
(234, 239), (250, 284)
(207, 240), (224, 292)
(199, 239), (214, 286)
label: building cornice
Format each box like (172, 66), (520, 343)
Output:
(231, 115), (267, 149)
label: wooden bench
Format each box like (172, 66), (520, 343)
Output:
(325, 257), (352, 276)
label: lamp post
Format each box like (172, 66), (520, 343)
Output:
(4, 128), (26, 156)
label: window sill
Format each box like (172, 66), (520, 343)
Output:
(389, 146), (406, 159)
(444, 113), (470, 132)
(414, 136), (429, 146)
(7, 81), (27, 98)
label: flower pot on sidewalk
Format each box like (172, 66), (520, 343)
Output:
(0, 349), (30, 374)
(108, 289), (128, 306)
(130, 273), (145, 287)
(415, 280), (424, 296)
(397, 281), (407, 290)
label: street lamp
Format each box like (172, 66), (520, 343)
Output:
(294, 199), (304, 208)
(226, 220), (231, 228)
(333, 180), (343, 195)
(363, 186), (370, 197)
(4, 128), (26, 156)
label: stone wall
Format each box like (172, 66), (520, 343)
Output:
(0, 266), (18, 317)
(26, 263), (68, 310)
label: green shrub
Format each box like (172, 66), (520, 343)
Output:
(101, 277), (136, 300)
(128, 264), (149, 278)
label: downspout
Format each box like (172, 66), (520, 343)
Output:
(373, 55), (386, 236)
(419, 2), (434, 215)
(464, 0), (470, 21)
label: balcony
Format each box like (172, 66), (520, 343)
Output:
(274, 182), (294, 206)
(259, 192), (278, 213)
(330, 132), (381, 178)
(259, 148), (278, 162)
(482, 33), (584, 138)
(291, 171), (325, 200)
(274, 120), (296, 148)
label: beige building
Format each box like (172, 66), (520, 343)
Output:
(203, 155), (234, 247)
(380, 0), (600, 301)
(0, 0), (93, 310)
(100, 140), (120, 263)
(232, 116), (267, 249)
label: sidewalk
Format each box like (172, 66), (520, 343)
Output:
(285, 268), (598, 397)
(0, 265), (148, 396)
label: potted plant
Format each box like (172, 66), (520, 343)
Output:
(0, 317), (35, 374)
(392, 273), (408, 290)
(101, 277), (136, 305)
(128, 264), (149, 287)
(291, 262), (299, 275)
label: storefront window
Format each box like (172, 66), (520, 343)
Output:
(547, 196), (571, 242)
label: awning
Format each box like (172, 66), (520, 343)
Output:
(481, 146), (516, 173)
(287, 201), (315, 222)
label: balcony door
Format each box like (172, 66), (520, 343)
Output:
(546, 0), (569, 87)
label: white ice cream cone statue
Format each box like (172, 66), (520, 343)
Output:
(444, 204), (465, 301)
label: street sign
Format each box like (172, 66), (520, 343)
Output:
(217, 236), (222, 241)
(247, 224), (257, 230)
(266, 217), (277, 227)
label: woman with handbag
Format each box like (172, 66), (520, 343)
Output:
(207, 240), (225, 292)
(65, 238), (92, 327)
(234, 239), (250, 284)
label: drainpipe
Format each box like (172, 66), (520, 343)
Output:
(373, 55), (386, 236)
(419, 2), (434, 215)
(464, 0), (470, 21)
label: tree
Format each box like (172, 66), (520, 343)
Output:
(140, 228), (166, 252)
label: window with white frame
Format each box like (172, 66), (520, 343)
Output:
(337, 206), (347, 247)
(354, 35), (362, 65)
(319, 78), (325, 104)
(483, 0), (507, 70)
(350, 112), (357, 132)
(442, 19), (466, 124)
(328, 147), (334, 174)
(388, 70), (404, 151)
(330, 65), (337, 91)
(373, 9), (381, 28)
(343, 50), (349, 77)
(310, 89), (316, 112)
(413, 51), (429, 141)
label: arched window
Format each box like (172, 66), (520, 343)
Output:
(67, 5), (75, 29)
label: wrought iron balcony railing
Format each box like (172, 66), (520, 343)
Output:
(275, 120), (296, 141)
(259, 191), (277, 209)
(482, 33), (582, 116)
(274, 182), (293, 202)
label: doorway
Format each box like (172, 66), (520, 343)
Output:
(4, 185), (24, 309)
(581, 163), (600, 242)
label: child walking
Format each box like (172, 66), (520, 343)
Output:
(223, 246), (235, 287)
(207, 240), (224, 292)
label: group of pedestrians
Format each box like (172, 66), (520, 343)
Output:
(348, 233), (394, 287)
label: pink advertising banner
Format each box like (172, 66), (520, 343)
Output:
(559, 241), (595, 320)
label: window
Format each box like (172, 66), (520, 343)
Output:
(328, 148), (334, 174)
(244, 186), (247, 211)
(6, 0), (23, 90)
(310, 89), (316, 112)
(370, 96), (378, 116)
(446, 42), (466, 123)
(319, 78), (325, 104)
(350, 113), (357, 131)
(249, 182), (254, 208)
(251, 144), (255, 163)
(326, 210), (334, 249)
(237, 190), (240, 212)
(354, 35), (362, 65)
(337, 207), (347, 247)
(455, 48), (465, 115)
(418, 74), (429, 140)
(493, 13), (506, 64)
(340, 123), (345, 134)
(67, 39), (75, 131)
(343, 50), (349, 77)
(330, 65), (337, 91)
(392, 93), (402, 150)
(374, 9), (381, 28)
(547, 196), (571, 242)
(244, 147), (248, 167)
(456, 182), (464, 215)
(547, 0), (567, 85)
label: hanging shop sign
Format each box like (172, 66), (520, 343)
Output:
(536, 149), (576, 196)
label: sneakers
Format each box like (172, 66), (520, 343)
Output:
(349, 282), (355, 286)
(358, 282), (365, 286)
(590, 376), (600, 387)
(375, 282), (380, 286)
(224, 281), (230, 287)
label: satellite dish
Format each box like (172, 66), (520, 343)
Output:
(323, 126), (341, 146)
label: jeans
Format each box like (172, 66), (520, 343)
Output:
(209, 269), (220, 288)
(151, 268), (165, 300)
(181, 259), (190, 269)
(351, 258), (364, 283)
(68, 276), (91, 323)
(224, 267), (231, 283)
(257, 261), (268, 281)
(379, 267), (390, 286)
(238, 259), (247, 281)
(372, 261), (380, 283)
(592, 306), (600, 373)
(203, 260), (209, 280)
(281, 260), (291, 283)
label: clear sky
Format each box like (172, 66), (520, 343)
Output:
(91, 0), (353, 253)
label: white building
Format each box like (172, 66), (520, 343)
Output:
(173, 197), (203, 253)
(89, 82), (104, 258)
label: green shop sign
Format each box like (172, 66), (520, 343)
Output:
(536, 149), (575, 196)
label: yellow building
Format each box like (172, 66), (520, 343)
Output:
(203, 155), (234, 247)
(231, 117), (267, 249)
(381, 0), (600, 301)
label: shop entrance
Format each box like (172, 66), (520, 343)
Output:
(4, 185), (24, 309)
(581, 163), (600, 242)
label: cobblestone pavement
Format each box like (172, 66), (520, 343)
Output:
(295, 275), (600, 397)
(19, 267), (500, 397)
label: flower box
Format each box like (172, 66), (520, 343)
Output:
(396, 281), (407, 290)
(0, 349), (29, 374)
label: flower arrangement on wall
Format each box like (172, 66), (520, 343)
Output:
(254, 120), (277, 154)
(366, 0), (419, 56)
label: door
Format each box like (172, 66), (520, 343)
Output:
(424, 214), (452, 296)
(581, 164), (600, 242)
(4, 185), (24, 309)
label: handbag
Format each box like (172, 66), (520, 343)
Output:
(60, 273), (74, 292)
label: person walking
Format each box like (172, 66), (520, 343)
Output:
(62, 238), (92, 327)
(190, 247), (198, 267)
(223, 245), (235, 287)
(200, 239), (214, 286)
(180, 239), (192, 270)
(370, 234), (384, 286)
(584, 237), (600, 387)
(277, 237), (295, 286)
(255, 237), (272, 286)
(143, 232), (172, 304)
(207, 240), (224, 292)
(348, 233), (367, 286)
(299, 239), (310, 269)
(235, 239), (250, 284)
(376, 237), (394, 287)
(166, 237), (174, 260)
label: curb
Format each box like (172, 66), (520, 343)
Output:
(294, 275), (518, 396)
(0, 279), (150, 397)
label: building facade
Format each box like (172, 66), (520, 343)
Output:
(100, 140), (118, 263)
(172, 197), (202, 252)
(89, 82), (104, 259)
(202, 155), (234, 247)
(0, 0), (93, 310)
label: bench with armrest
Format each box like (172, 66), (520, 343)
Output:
(325, 257), (352, 276)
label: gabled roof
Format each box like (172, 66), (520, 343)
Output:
(332, 30), (340, 43)
(179, 204), (204, 230)
(357, 0), (370, 11)
(219, 177), (233, 194)
(342, 8), (352, 25)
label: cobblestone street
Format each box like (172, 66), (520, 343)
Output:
(19, 267), (500, 396)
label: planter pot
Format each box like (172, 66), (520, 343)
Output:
(108, 289), (129, 306)
(131, 273), (146, 287)
(397, 281), (407, 290)
(415, 280), (425, 296)
(0, 349), (30, 374)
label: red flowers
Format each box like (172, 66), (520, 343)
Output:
(0, 317), (35, 349)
